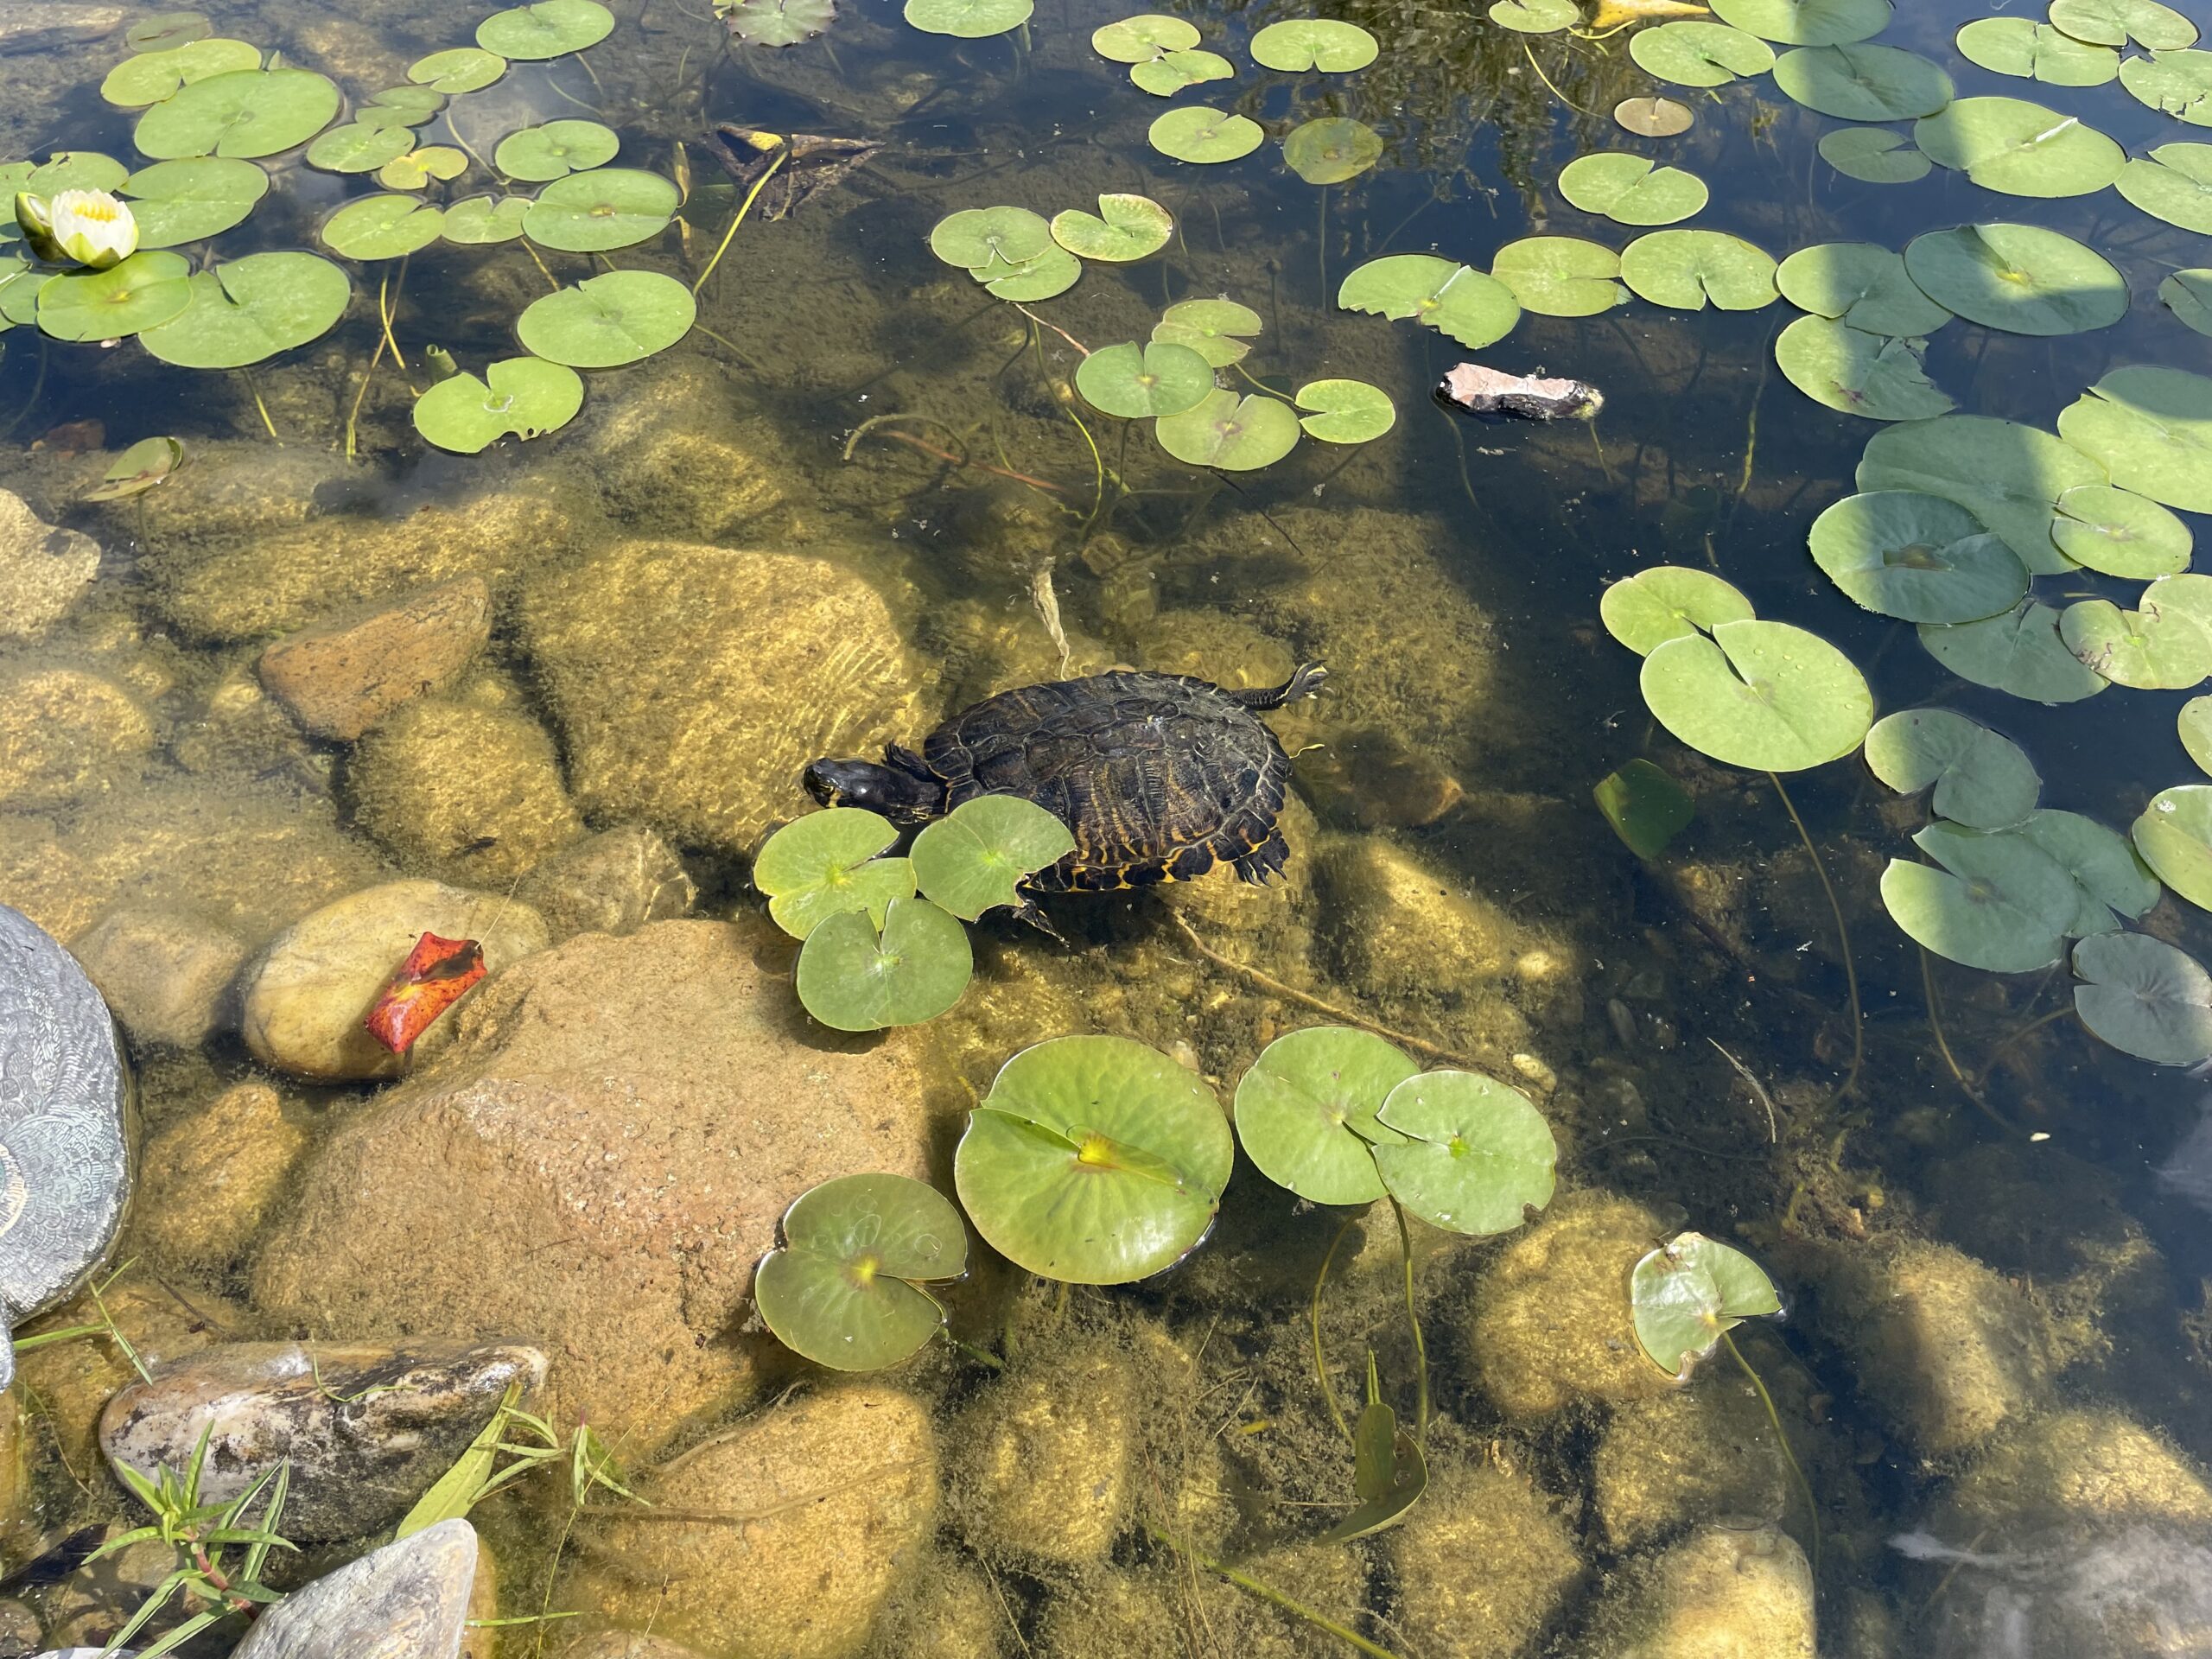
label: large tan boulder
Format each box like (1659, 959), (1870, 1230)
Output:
(0, 486), (99, 638)
(257, 576), (490, 741)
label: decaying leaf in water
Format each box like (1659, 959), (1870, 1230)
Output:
(704, 124), (880, 219)
(84, 435), (184, 500)
(1591, 0), (1712, 28)
(365, 931), (486, 1054)
(1614, 95), (1695, 136)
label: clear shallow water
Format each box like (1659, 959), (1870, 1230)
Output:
(4, 0), (2212, 1654)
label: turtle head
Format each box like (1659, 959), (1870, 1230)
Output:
(802, 745), (946, 825)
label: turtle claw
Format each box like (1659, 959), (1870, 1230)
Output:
(1014, 901), (1071, 946)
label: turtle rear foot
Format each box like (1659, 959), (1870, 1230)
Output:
(1233, 830), (1290, 885)
(1230, 662), (1327, 711)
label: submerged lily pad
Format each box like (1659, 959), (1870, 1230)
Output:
(1630, 22), (1777, 86)
(2165, 270), (2212, 335)
(1615, 96), (1695, 137)
(1859, 413), (2107, 572)
(1490, 0), (1579, 31)
(955, 1034), (1235, 1283)
(1640, 618), (1873, 771)
(1918, 601), (2107, 702)
(1233, 1026), (1414, 1205)
(1092, 13), (1198, 58)
(1558, 153), (1708, 226)
(129, 12), (213, 52)
(1283, 119), (1382, 186)
(1711, 0), (1889, 43)
(911, 795), (1075, 920)
(1882, 820), (2080, 970)
(1249, 18), (1379, 71)
(1156, 390), (1301, 470)
(1076, 340), (1213, 417)
(1595, 759), (1695, 859)
(409, 48), (508, 94)
(476, 0), (615, 58)
(139, 250), (348, 367)
(517, 270), (694, 368)
(1818, 126), (1930, 183)
(1050, 194), (1170, 261)
(1913, 97), (2124, 196)
(1808, 490), (2029, 623)
(722, 0), (837, 46)
(1865, 708), (2039, 829)
(755, 807), (914, 939)
(2072, 932), (2212, 1065)
(796, 897), (971, 1031)
(412, 355), (585, 454)
(442, 194), (531, 244)
(1777, 241), (1951, 336)
(1630, 1232), (1783, 1379)
(2121, 50), (2212, 124)
(2060, 589), (2212, 690)
(1370, 1071), (1555, 1235)
(1776, 43), (1956, 120)
(134, 67), (341, 161)
(1149, 106), (1266, 164)
(1294, 378), (1395, 443)
(904, 0), (1033, 36)
(2058, 367), (2212, 516)
(1600, 566), (1755, 655)
(753, 1173), (965, 1370)
(1619, 230), (1778, 310)
(35, 251), (191, 341)
(84, 435), (184, 501)
(2018, 809), (2160, 934)
(2135, 785), (2212, 911)
(321, 194), (444, 260)
(524, 168), (678, 252)
(307, 123), (413, 174)
(1491, 237), (1630, 316)
(496, 120), (619, 182)
(1776, 317), (1953, 421)
(122, 156), (268, 245)
(2052, 484), (2192, 577)
(1956, 18), (2118, 86)
(1130, 49), (1235, 93)
(1153, 297), (1262, 365)
(2050, 0), (2196, 49)
(101, 38), (262, 109)
(1337, 255), (1521, 347)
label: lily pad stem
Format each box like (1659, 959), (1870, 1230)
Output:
(1142, 1525), (1406, 1659)
(843, 411), (1069, 494)
(1522, 38), (1590, 114)
(1719, 1330), (1820, 1580)
(520, 240), (562, 293)
(694, 146), (787, 295)
(1918, 949), (2029, 1138)
(240, 369), (281, 445)
(1011, 302), (1089, 356)
(1974, 1005), (2070, 1089)
(1311, 1216), (1357, 1444)
(343, 302), (391, 461)
(0, 335), (48, 442)
(1389, 1198), (1428, 1446)
(938, 1329), (1006, 1370)
(1766, 772), (1860, 1100)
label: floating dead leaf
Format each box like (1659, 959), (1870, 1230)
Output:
(1592, 0), (1711, 26)
(1615, 95), (1695, 136)
(704, 123), (880, 220)
(364, 931), (486, 1055)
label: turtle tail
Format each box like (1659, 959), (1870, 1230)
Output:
(1230, 661), (1326, 710)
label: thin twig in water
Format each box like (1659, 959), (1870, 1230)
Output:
(1012, 302), (1089, 355)
(1708, 1038), (1778, 1143)
(843, 413), (1068, 494)
(1722, 1331), (1821, 1580)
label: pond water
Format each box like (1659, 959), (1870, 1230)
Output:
(4, 0), (2212, 1654)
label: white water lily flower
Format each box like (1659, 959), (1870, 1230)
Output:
(15, 189), (137, 270)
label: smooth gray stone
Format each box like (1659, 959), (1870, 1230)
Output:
(0, 4), (125, 52)
(0, 903), (132, 1391)
(229, 1519), (477, 1659)
(37, 1651), (139, 1658)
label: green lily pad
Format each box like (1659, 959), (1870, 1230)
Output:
(1249, 18), (1379, 71)
(1337, 254), (1521, 347)
(1777, 242), (1952, 336)
(496, 120), (619, 182)
(754, 808), (914, 939)
(1615, 96), (1696, 137)
(2072, 932), (2212, 1065)
(722, 0), (837, 46)
(1882, 820), (2081, 969)
(1775, 43), (1955, 119)
(0, 264), (42, 329)
(1558, 152), (1708, 226)
(411, 355), (585, 454)
(904, 0), (1032, 35)
(367, 86), (448, 124)
(2059, 367), (2212, 515)
(1865, 708), (2039, 829)
(1630, 22), (1777, 86)
(1776, 318), (1955, 421)
(2061, 592), (2212, 690)
(1370, 1070), (1554, 1235)
(321, 194), (444, 260)
(516, 269), (695, 368)
(1913, 97), (2125, 196)
(2166, 270), (2212, 334)
(35, 251), (191, 341)
(1283, 118), (1383, 185)
(524, 168), (677, 252)
(2017, 809), (2159, 934)
(442, 194), (531, 245)
(133, 68), (341, 161)
(1818, 126), (1930, 183)
(129, 12), (213, 52)
(1808, 490), (2030, 623)
(307, 123), (413, 175)
(1075, 340), (1214, 417)
(121, 156), (268, 246)
(1956, 18), (2118, 85)
(139, 250), (350, 367)
(1711, 0), (1890, 43)
(1618, 230), (1779, 310)
(1294, 378), (1395, 443)
(1918, 601), (2107, 702)
(1050, 194), (1171, 261)
(476, 0), (615, 58)
(2118, 143), (2212, 232)
(1491, 236), (1630, 316)
(378, 146), (467, 192)
(2050, 0), (2196, 49)
(26, 153), (131, 195)
(955, 1034), (1235, 1283)
(1153, 297), (1262, 365)
(1318, 1376), (1428, 1543)
(84, 435), (184, 501)
(1640, 618), (1873, 771)
(796, 896), (972, 1031)
(2135, 784), (2212, 911)
(931, 205), (1051, 269)
(2053, 484), (2192, 577)
(911, 794), (1075, 920)
(1232, 1026), (1415, 1205)
(2121, 50), (2212, 124)
(976, 245), (1079, 301)
(1489, 0), (1579, 31)
(1600, 566), (1755, 655)
(1859, 414), (2107, 573)
(409, 48), (508, 94)
(1130, 49), (1235, 94)
(1092, 14), (1199, 59)
(1156, 389), (1301, 470)
(101, 38), (262, 109)
(753, 1173), (965, 1370)
(1630, 1232), (1783, 1379)
(2183, 697), (2212, 774)
(1149, 107), (1266, 164)
(1595, 759), (1695, 859)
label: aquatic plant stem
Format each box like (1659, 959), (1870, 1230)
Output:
(1522, 39), (1591, 114)
(1143, 1526), (1406, 1659)
(1389, 1198), (1428, 1446)
(0, 336), (48, 442)
(1766, 771), (1861, 1101)
(694, 147), (787, 295)
(240, 370), (280, 444)
(1311, 1217), (1357, 1444)
(1974, 1006), (2070, 1087)
(842, 412), (1068, 494)
(1720, 1331), (1821, 1580)
(521, 240), (562, 292)
(1919, 949), (2029, 1137)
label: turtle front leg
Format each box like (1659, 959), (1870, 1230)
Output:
(1232, 830), (1290, 885)
(1012, 899), (1070, 945)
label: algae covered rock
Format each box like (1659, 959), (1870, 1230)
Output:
(131, 1082), (311, 1271)
(563, 1636), (713, 1659)
(0, 665), (150, 807)
(1592, 1376), (1793, 1550)
(1932, 1408), (2212, 1537)
(522, 540), (921, 853)
(1389, 1461), (1584, 1659)
(257, 577), (491, 741)
(1578, 1523), (1814, 1659)
(950, 1343), (1135, 1567)
(515, 824), (695, 940)
(347, 697), (584, 882)
(0, 486), (99, 639)
(576, 360), (791, 542)
(868, 1552), (1007, 1659)
(69, 906), (248, 1048)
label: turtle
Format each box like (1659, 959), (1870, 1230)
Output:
(803, 662), (1326, 897)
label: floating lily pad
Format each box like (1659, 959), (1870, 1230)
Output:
(1630, 22), (1777, 86)
(496, 120), (619, 182)
(1370, 1070), (1554, 1235)
(1558, 153), (1708, 226)
(1283, 118), (1383, 185)
(2060, 591), (2212, 690)
(1859, 413), (2107, 572)
(1491, 237), (1630, 315)
(378, 146), (467, 191)
(755, 808), (913, 939)
(1917, 600), (2107, 702)
(976, 245), (1079, 301)
(2165, 270), (2212, 335)
(477, 0), (614, 58)
(2135, 784), (2212, 911)
(904, 0), (1033, 35)
(129, 12), (213, 52)
(84, 435), (184, 501)
(2121, 49), (2212, 124)
(1818, 125), (1930, 182)
(1630, 1232), (1783, 1379)
(442, 194), (531, 244)
(1958, 18), (2117, 86)
(2072, 932), (2212, 1065)
(1153, 297), (1262, 365)
(1618, 230), (1778, 310)
(2018, 808), (2160, 934)
(524, 168), (677, 252)
(122, 156), (268, 245)
(1595, 759), (1695, 858)
(0, 264), (41, 328)
(1233, 1026), (1414, 1205)
(140, 250), (350, 366)
(2053, 484), (2192, 577)
(1092, 13), (1198, 58)
(2058, 367), (2212, 515)
(1711, 0), (1889, 43)
(1601, 566), (1755, 654)
(1640, 618), (1873, 771)
(1150, 106), (1266, 164)
(796, 896), (972, 1031)
(1808, 490), (2029, 623)
(2050, 0), (2195, 49)
(2118, 144), (2212, 232)
(1130, 49), (1235, 93)
(722, 0), (837, 46)
(753, 1173), (964, 1370)
(1776, 317), (1953, 421)
(1777, 241), (1952, 335)
(134, 67), (340, 161)
(1294, 378), (1395, 442)
(516, 269), (695, 367)
(2183, 697), (2212, 775)
(27, 153), (130, 195)
(35, 251), (191, 341)
(364, 87), (448, 127)
(1050, 194), (1170, 261)
(321, 194), (444, 260)
(1490, 0), (1579, 31)
(931, 205), (1050, 269)
(1865, 708), (2039, 829)
(102, 38), (262, 109)
(1882, 820), (2079, 970)
(409, 48), (508, 94)
(911, 795), (1075, 920)
(1615, 96), (1695, 137)
(307, 123), (413, 174)
(1337, 254), (1521, 347)
(1075, 340), (1214, 417)
(1913, 97), (2124, 196)
(1249, 18), (1379, 71)
(1156, 389), (1301, 470)
(1776, 43), (1955, 119)
(412, 355), (585, 454)
(955, 1034), (1235, 1283)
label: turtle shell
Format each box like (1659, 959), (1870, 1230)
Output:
(924, 671), (1292, 892)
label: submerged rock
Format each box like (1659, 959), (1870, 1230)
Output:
(515, 824), (695, 939)
(561, 1637), (713, 1659)
(950, 1344), (1135, 1567)
(347, 697), (583, 883)
(1390, 1461), (1584, 1659)
(1916, 1522), (2212, 1659)
(1933, 1408), (2212, 1539)
(1440, 363), (1604, 421)
(100, 1340), (543, 1541)
(0, 487), (99, 639)
(1593, 1376), (1794, 1550)
(257, 577), (491, 741)
(68, 906), (248, 1049)
(0, 665), (151, 808)
(132, 1082), (308, 1271)
(13, 1279), (242, 1472)
(229, 1517), (478, 1659)
(1578, 1523), (1815, 1659)
(0, 3), (125, 49)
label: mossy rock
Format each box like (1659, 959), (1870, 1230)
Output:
(950, 1341), (1136, 1567)
(0, 664), (152, 807)
(1933, 1407), (2212, 1536)
(1592, 1376), (1793, 1550)
(348, 696), (585, 882)
(1389, 1460), (1584, 1659)
(1575, 1523), (1814, 1659)
(130, 1082), (311, 1273)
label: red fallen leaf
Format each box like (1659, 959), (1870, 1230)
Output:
(364, 931), (486, 1055)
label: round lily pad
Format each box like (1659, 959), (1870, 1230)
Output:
(1904, 220), (2128, 338)
(722, 0), (837, 46)
(1630, 1232), (1783, 1379)
(378, 146), (467, 192)
(321, 194), (444, 260)
(1558, 152), (1708, 226)
(911, 795), (1075, 920)
(1640, 618), (1873, 771)
(133, 67), (340, 162)
(516, 269), (695, 368)
(35, 251), (191, 341)
(2072, 932), (2212, 1066)
(2060, 592), (2212, 690)
(754, 807), (914, 939)
(1774, 43), (1955, 119)
(1283, 118), (1383, 185)
(1918, 601), (2107, 702)
(1150, 106), (1265, 164)
(1859, 414), (2106, 573)
(1711, 0), (1889, 43)
(476, 0), (614, 58)
(1913, 97), (2124, 196)
(1600, 566), (1755, 655)
(1956, 18), (2118, 86)
(1618, 230), (1778, 310)
(904, 0), (1033, 35)
(1156, 389), (1301, 470)
(496, 120), (619, 182)
(753, 1173), (965, 1371)
(1865, 708), (2039, 829)
(2050, 0), (2196, 49)
(2052, 484), (2192, 577)
(1808, 490), (2029, 623)
(1092, 13), (1198, 59)
(2183, 697), (2212, 775)
(367, 86), (448, 124)
(955, 1034), (1235, 1283)
(1776, 316), (1954, 421)
(442, 194), (531, 244)
(1777, 241), (1951, 335)
(307, 123), (413, 175)
(1050, 194), (1170, 261)
(0, 265), (42, 328)
(2118, 143), (2212, 232)
(1232, 1026), (1416, 1205)
(1490, 0), (1578, 30)
(1154, 297), (1262, 365)
(1615, 96), (1695, 137)
(1337, 254), (1521, 346)
(796, 896), (972, 1031)
(977, 246), (1079, 301)
(1075, 340), (1214, 417)
(27, 153), (130, 195)
(1882, 820), (2079, 970)
(1630, 22), (1777, 86)
(2164, 270), (2212, 335)
(101, 38), (262, 109)
(122, 156), (268, 245)
(523, 168), (678, 252)
(1491, 236), (1629, 315)
(2135, 785), (2212, 911)
(129, 12), (213, 52)
(1294, 378), (1395, 442)
(1370, 1071), (1554, 1235)
(2058, 367), (2212, 515)
(2018, 808), (2160, 934)
(1130, 49), (1235, 94)
(140, 250), (350, 367)
(2120, 49), (2212, 124)
(931, 205), (1051, 269)
(1818, 125), (1930, 183)
(1249, 18), (1379, 71)
(410, 48), (508, 93)
(412, 355), (585, 454)
(84, 435), (184, 500)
